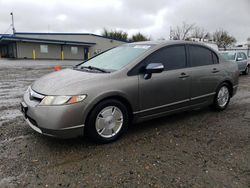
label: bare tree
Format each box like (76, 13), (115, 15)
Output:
(192, 26), (209, 41)
(171, 22), (195, 40)
(212, 29), (236, 48)
(204, 32), (213, 41)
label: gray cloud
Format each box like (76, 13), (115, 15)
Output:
(0, 0), (249, 43)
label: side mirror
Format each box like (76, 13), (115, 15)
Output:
(144, 63), (164, 79)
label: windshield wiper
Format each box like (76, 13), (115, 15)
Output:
(80, 66), (110, 73)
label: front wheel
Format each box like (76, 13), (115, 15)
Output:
(85, 99), (129, 143)
(212, 83), (231, 111)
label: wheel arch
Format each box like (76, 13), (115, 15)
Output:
(219, 80), (233, 97)
(84, 93), (134, 125)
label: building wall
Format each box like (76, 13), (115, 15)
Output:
(17, 42), (61, 59)
(89, 36), (124, 57)
(15, 33), (126, 57)
(62, 45), (85, 60)
(16, 42), (88, 60)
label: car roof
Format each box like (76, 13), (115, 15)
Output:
(125, 40), (218, 54)
(129, 40), (204, 46)
(129, 40), (216, 48)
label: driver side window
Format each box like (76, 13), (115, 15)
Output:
(236, 53), (242, 60)
(143, 45), (187, 71)
(241, 52), (247, 60)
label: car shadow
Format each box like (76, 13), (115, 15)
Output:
(129, 106), (213, 133)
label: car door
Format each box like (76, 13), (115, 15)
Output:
(137, 45), (191, 117)
(239, 52), (248, 71)
(188, 45), (223, 104)
(236, 52), (244, 71)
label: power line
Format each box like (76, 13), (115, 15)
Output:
(2, 24), (12, 35)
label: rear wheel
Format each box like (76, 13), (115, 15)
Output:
(212, 83), (230, 111)
(243, 65), (249, 75)
(85, 99), (129, 143)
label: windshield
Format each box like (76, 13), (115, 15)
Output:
(77, 44), (153, 72)
(221, 52), (236, 61)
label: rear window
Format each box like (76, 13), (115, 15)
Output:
(189, 45), (213, 67)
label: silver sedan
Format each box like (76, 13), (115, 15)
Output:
(21, 41), (239, 143)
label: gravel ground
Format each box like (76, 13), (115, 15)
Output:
(0, 59), (249, 188)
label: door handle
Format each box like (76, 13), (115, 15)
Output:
(212, 68), (220, 73)
(179, 72), (189, 78)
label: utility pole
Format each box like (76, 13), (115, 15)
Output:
(10, 12), (16, 34)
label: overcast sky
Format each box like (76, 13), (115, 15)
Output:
(0, 0), (249, 43)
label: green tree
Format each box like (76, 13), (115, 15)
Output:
(212, 29), (236, 48)
(101, 28), (128, 41)
(129, 32), (150, 42)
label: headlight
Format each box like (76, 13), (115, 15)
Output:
(39, 95), (87, 106)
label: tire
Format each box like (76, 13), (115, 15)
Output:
(85, 99), (129, 143)
(243, 65), (249, 75)
(212, 83), (231, 111)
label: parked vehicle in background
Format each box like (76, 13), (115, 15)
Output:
(220, 51), (249, 75)
(21, 41), (239, 143)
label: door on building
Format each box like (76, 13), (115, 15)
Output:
(84, 47), (89, 60)
(0, 42), (16, 58)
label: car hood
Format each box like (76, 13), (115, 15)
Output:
(32, 68), (109, 95)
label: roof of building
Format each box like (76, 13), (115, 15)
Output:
(15, 32), (128, 43)
(0, 34), (96, 46)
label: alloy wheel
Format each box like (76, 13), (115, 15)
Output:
(95, 106), (124, 138)
(217, 86), (229, 108)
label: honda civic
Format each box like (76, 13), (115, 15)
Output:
(21, 41), (239, 143)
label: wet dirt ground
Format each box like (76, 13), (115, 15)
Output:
(0, 59), (249, 188)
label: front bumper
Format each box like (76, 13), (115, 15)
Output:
(21, 91), (86, 138)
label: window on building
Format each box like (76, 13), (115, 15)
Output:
(40, 45), (48, 53)
(71, 46), (78, 54)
